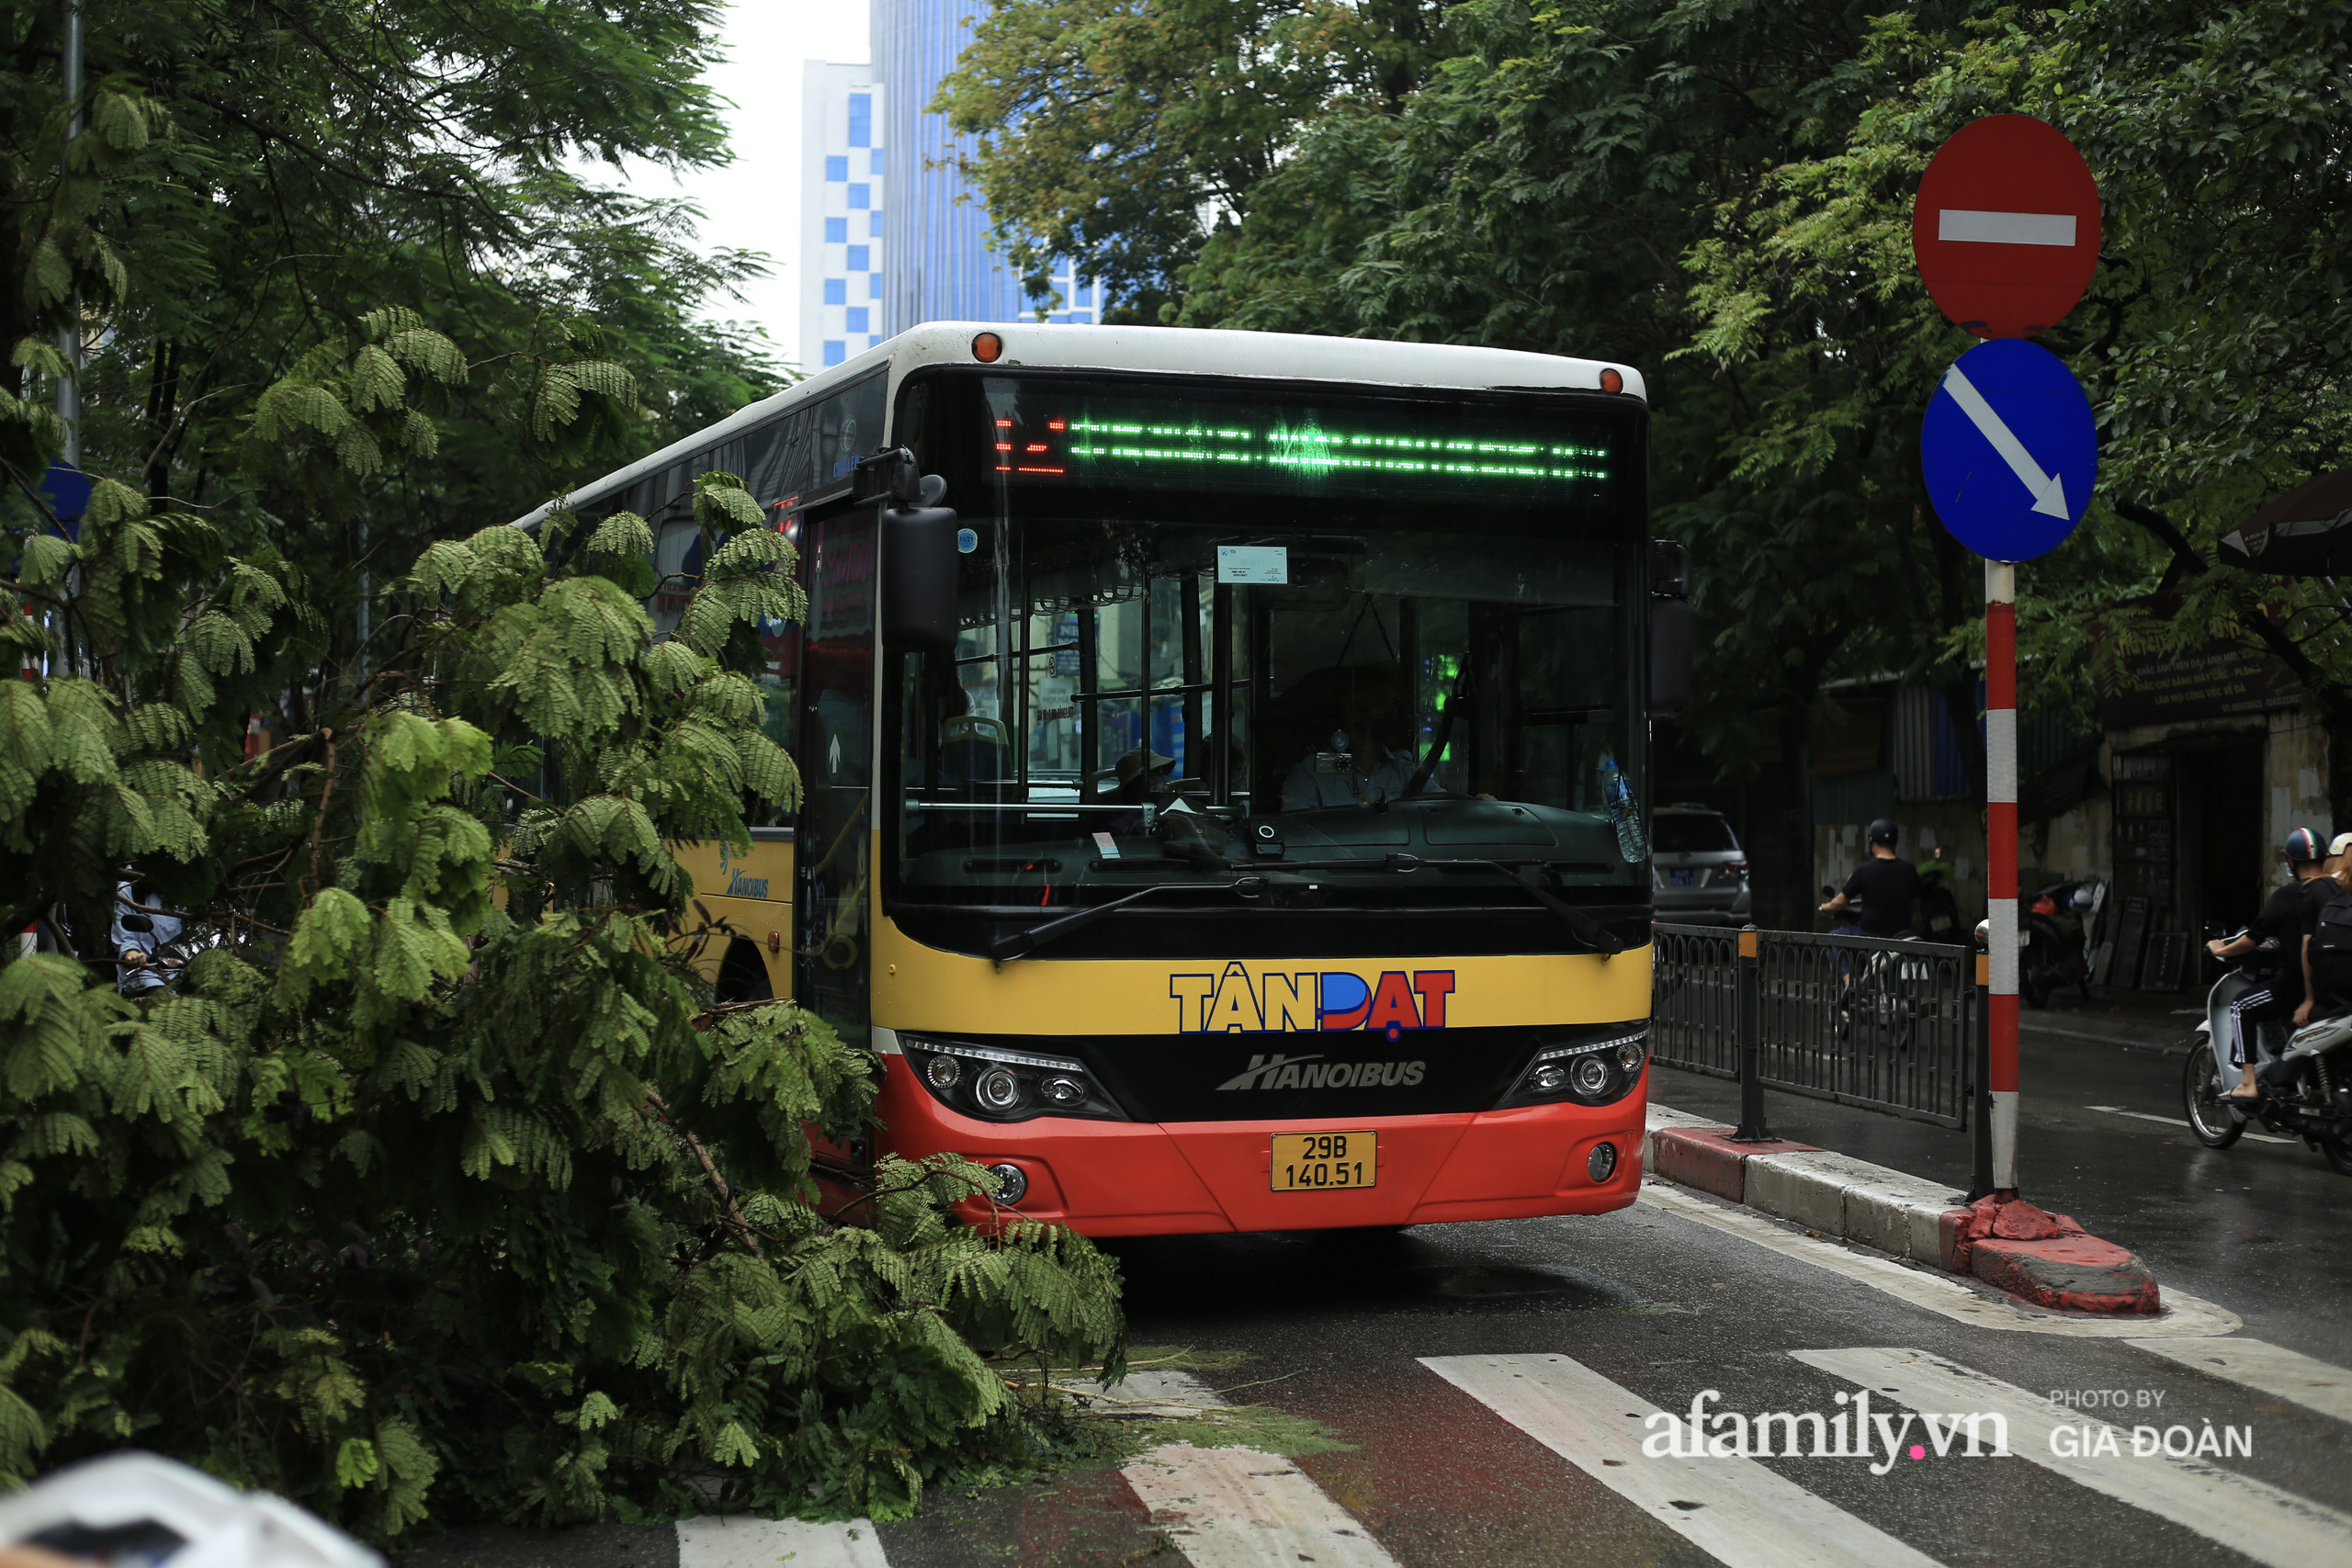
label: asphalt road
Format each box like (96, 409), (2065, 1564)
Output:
(403, 1034), (2352, 1568)
(1653, 1012), (2352, 1360)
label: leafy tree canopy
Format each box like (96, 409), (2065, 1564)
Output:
(943, 0), (2352, 917)
(0, 0), (1125, 1545)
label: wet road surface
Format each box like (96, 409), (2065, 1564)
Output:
(406, 1051), (2352, 1568)
(1653, 1014), (2352, 1359)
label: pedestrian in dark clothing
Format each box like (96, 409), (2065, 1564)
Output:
(1819, 818), (1919, 938)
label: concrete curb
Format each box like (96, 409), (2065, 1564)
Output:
(1641, 1103), (2162, 1315)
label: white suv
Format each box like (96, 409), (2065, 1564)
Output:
(1652, 805), (1751, 925)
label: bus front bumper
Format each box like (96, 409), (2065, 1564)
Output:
(876, 1056), (1648, 1235)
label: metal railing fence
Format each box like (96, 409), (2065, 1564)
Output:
(1652, 924), (1989, 1154)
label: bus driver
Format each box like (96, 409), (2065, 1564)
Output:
(1283, 720), (1424, 810)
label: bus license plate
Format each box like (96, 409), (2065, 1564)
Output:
(1270, 1132), (1376, 1191)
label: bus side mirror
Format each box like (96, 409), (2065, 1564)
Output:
(857, 446), (961, 654)
(883, 496), (960, 654)
(1649, 538), (1693, 717)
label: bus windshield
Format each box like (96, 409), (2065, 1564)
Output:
(889, 373), (1648, 910)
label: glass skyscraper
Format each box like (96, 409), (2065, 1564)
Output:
(862, 0), (1102, 338)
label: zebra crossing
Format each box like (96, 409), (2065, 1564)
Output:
(1794, 1348), (2352, 1568)
(670, 1332), (2352, 1568)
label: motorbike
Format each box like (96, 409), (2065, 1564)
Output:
(2021, 877), (2106, 1009)
(1831, 933), (1929, 1051)
(1915, 858), (1964, 942)
(2181, 930), (2352, 1174)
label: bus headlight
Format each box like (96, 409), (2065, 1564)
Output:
(975, 1067), (1023, 1111)
(1496, 1026), (1648, 1109)
(900, 1036), (1129, 1123)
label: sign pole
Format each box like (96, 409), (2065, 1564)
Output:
(1984, 559), (2019, 1195)
(1914, 113), (2102, 1204)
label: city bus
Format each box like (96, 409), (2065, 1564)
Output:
(510, 321), (1682, 1235)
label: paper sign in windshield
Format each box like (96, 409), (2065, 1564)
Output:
(1216, 545), (1289, 584)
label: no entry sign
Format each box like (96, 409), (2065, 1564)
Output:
(1912, 115), (2101, 340)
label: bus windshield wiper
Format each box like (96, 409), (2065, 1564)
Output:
(990, 876), (1268, 962)
(1270, 853), (1626, 956)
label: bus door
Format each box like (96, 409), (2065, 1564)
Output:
(793, 505), (877, 1047)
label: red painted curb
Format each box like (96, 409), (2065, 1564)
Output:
(1648, 1122), (2164, 1315)
(1946, 1195), (2161, 1314)
(1937, 1207), (1971, 1271)
(1970, 1235), (2162, 1314)
(1648, 1126), (1820, 1204)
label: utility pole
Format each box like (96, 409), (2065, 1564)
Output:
(44, 0), (85, 682)
(56, 0), (83, 468)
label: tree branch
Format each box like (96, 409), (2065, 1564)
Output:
(2113, 498), (2352, 728)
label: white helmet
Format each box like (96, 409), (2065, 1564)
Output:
(0, 1453), (378, 1568)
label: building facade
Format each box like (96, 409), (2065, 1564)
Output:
(1802, 634), (2337, 995)
(798, 61), (888, 372)
(864, 0), (1102, 337)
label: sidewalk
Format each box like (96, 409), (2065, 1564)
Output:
(1641, 1102), (2165, 1314)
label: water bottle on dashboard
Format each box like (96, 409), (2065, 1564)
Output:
(1602, 753), (1645, 863)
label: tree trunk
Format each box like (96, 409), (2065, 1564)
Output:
(1772, 701), (1816, 931)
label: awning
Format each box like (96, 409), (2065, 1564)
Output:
(2219, 467), (2352, 574)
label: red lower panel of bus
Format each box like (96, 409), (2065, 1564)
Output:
(875, 1055), (1647, 1235)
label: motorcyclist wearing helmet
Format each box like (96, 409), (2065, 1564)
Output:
(2207, 828), (2332, 1100)
(2302, 830), (2352, 1021)
(1818, 818), (1919, 938)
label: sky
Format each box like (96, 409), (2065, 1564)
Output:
(599, 0), (875, 373)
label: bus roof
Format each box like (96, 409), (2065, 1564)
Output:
(506, 321), (1646, 530)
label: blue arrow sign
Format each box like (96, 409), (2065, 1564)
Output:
(1920, 338), (2096, 561)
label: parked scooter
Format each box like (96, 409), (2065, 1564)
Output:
(2182, 930), (2352, 1174)
(2021, 878), (2106, 1009)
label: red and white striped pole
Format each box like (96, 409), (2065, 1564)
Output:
(1984, 559), (2019, 1195)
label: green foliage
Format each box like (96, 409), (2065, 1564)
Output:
(938, 0), (1459, 320)
(0, 1), (1126, 1545)
(0, 460), (1125, 1543)
(956, 0), (2352, 906)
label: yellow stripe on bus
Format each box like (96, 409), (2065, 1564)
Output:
(873, 915), (1652, 1036)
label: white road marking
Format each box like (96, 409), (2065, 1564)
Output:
(2085, 1102), (2293, 1145)
(1637, 1179), (2242, 1338)
(1939, 364), (2071, 518)
(676, 1514), (889, 1567)
(1092, 1367), (1227, 1416)
(1938, 208), (2079, 246)
(1798, 1348), (2352, 1568)
(2127, 1336), (2352, 1427)
(1125, 1444), (1400, 1568)
(1421, 1353), (1944, 1568)
(2017, 1019), (2186, 1051)
(1114, 1369), (1400, 1567)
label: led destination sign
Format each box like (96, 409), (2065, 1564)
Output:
(1062, 420), (1608, 485)
(983, 378), (1624, 507)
